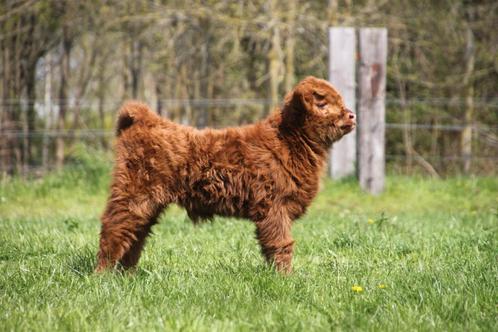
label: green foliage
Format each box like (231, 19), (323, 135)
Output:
(62, 143), (112, 189)
(0, 165), (496, 331)
(3, 1), (497, 175)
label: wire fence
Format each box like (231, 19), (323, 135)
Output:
(2, 97), (498, 105)
(1, 98), (497, 176)
(2, 123), (498, 135)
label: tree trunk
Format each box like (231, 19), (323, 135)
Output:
(396, 62), (439, 178)
(180, 65), (192, 125)
(399, 79), (413, 172)
(42, 54), (52, 171)
(268, 25), (283, 113)
(155, 80), (163, 116)
(130, 40), (143, 99)
(11, 18), (23, 174)
(461, 26), (474, 174)
(25, 61), (37, 167)
(393, 53), (413, 172)
(0, 26), (9, 174)
(72, 44), (97, 130)
(122, 43), (131, 100)
(56, 28), (72, 170)
(21, 13), (41, 174)
(284, 0), (297, 92)
(97, 55), (107, 149)
(197, 21), (210, 129)
(193, 69), (201, 126)
(327, 0), (339, 24)
(430, 116), (440, 170)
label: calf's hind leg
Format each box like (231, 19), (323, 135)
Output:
(95, 195), (165, 272)
(118, 210), (163, 269)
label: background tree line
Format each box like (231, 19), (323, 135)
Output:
(0, 0), (497, 176)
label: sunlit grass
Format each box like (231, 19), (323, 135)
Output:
(0, 153), (496, 331)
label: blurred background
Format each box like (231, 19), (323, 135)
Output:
(0, 0), (497, 177)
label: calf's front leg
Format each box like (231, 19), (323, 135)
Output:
(254, 210), (294, 273)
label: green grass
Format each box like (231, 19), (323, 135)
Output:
(0, 153), (497, 331)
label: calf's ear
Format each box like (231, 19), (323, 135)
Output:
(287, 83), (313, 113)
(281, 82), (313, 127)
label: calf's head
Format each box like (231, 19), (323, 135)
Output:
(282, 76), (356, 146)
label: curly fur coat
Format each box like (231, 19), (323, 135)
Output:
(96, 76), (356, 273)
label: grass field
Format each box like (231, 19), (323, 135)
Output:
(1, 151), (497, 331)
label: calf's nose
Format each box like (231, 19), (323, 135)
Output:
(345, 109), (355, 119)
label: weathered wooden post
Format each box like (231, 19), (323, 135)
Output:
(328, 27), (357, 179)
(358, 28), (387, 195)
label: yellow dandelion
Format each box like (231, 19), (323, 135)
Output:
(378, 284), (387, 289)
(352, 285), (363, 293)
(368, 218), (375, 224)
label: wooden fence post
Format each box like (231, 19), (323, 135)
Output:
(358, 28), (387, 195)
(328, 27), (357, 179)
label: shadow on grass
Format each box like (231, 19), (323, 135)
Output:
(67, 246), (97, 276)
(67, 248), (170, 279)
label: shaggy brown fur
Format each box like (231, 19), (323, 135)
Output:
(96, 76), (356, 273)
